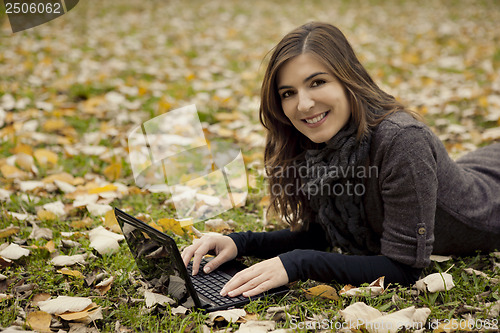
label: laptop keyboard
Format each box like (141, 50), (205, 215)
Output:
(187, 259), (247, 306)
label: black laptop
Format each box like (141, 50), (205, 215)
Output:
(114, 208), (288, 312)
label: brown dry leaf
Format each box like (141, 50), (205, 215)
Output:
(33, 149), (58, 167)
(236, 320), (276, 333)
(42, 118), (67, 132)
(58, 302), (101, 322)
(339, 276), (385, 297)
(26, 311), (52, 333)
(95, 276), (114, 295)
(0, 225), (20, 238)
(144, 290), (175, 308)
(303, 284), (339, 301)
(31, 293), (52, 307)
(103, 162), (122, 181)
(204, 219), (234, 233)
(57, 267), (85, 279)
(463, 268), (500, 284)
(71, 217), (93, 229)
(11, 143), (33, 156)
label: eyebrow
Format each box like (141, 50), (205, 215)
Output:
(278, 72), (329, 91)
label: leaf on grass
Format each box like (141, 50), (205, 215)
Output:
(340, 302), (431, 333)
(0, 225), (20, 238)
(26, 311), (52, 333)
(207, 308), (246, 323)
(57, 267), (84, 279)
(144, 290), (175, 308)
(103, 162), (122, 181)
(1, 164), (28, 179)
(38, 296), (92, 315)
(43, 201), (66, 217)
(95, 276), (114, 295)
(339, 276), (385, 297)
(31, 293), (52, 307)
(463, 268), (500, 284)
(0, 243), (30, 260)
(58, 302), (102, 322)
(303, 285), (339, 301)
(171, 305), (189, 315)
(204, 219), (234, 233)
(29, 224), (53, 240)
(86, 203), (113, 216)
(33, 149), (58, 167)
(157, 218), (185, 236)
(43, 240), (55, 253)
(104, 209), (121, 233)
(88, 184), (118, 194)
(415, 272), (455, 293)
(36, 210), (58, 222)
(430, 255), (453, 262)
(89, 226), (124, 255)
(54, 179), (76, 193)
(236, 320), (276, 333)
(50, 254), (86, 266)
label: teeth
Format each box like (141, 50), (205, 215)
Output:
(304, 112), (327, 124)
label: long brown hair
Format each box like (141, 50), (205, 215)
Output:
(259, 22), (419, 230)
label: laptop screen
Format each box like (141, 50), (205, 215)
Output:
(116, 209), (196, 308)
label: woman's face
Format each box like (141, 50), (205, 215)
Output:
(277, 53), (351, 143)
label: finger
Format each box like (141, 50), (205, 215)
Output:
(202, 251), (229, 274)
(220, 267), (259, 296)
(227, 274), (268, 298)
(191, 243), (211, 276)
(180, 245), (196, 267)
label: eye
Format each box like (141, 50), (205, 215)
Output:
(311, 79), (326, 87)
(281, 90), (294, 99)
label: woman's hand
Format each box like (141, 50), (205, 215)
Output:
(220, 257), (289, 298)
(181, 234), (238, 275)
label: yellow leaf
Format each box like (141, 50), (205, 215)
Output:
(44, 240), (56, 253)
(88, 184), (118, 194)
(186, 177), (208, 187)
(42, 172), (79, 185)
(148, 221), (163, 232)
(70, 217), (93, 229)
(37, 209), (57, 221)
(105, 209), (121, 233)
(10, 143), (33, 156)
(478, 96), (488, 108)
(157, 218), (184, 236)
(303, 285), (339, 301)
(34, 149), (58, 167)
(0, 225), (20, 238)
(42, 118), (67, 132)
(15, 153), (35, 171)
(1, 164), (28, 179)
(26, 311), (52, 333)
(103, 162), (122, 181)
(57, 267), (84, 279)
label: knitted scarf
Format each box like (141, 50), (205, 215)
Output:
(296, 120), (380, 255)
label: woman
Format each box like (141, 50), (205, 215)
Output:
(181, 22), (500, 298)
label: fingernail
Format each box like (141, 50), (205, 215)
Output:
(228, 291), (234, 297)
(204, 266), (211, 274)
(220, 288), (226, 296)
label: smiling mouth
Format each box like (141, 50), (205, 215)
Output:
(302, 111), (329, 124)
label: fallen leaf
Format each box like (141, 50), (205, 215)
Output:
(103, 162), (122, 181)
(31, 293), (52, 306)
(29, 224), (53, 240)
(430, 255), (453, 262)
(58, 302), (101, 322)
(87, 203), (113, 216)
(415, 272), (455, 293)
(38, 296), (92, 315)
(144, 290), (175, 308)
(172, 305), (189, 315)
(42, 201), (66, 217)
(95, 276), (114, 295)
(303, 285), (339, 301)
(57, 267), (84, 279)
(236, 320), (276, 333)
(88, 184), (118, 194)
(0, 243), (30, 260)
(26, 311), (52, 333)
(50, 254), (86, 266)
(89, 226), (125, 255)
(1, 164), (28, 179)
(339, 276), (385, 297)
(0, 225), (20, 238)
(36, 210), (58, 221)
(207, 308), (246, 323)
(34, 149), (58, 167)
(104, 209), (121, 233)
(463, 268), (500, 284)
(157, 217), (185, 236)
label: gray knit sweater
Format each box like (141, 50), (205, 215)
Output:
(365, 111), (500, 268)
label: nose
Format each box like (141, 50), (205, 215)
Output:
(297, 90), (314, 113)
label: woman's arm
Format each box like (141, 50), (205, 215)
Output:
(227, 221), (330, 258)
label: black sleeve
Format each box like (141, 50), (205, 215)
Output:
(279, 250), (421, 286)
(226, 222), (329, 259)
